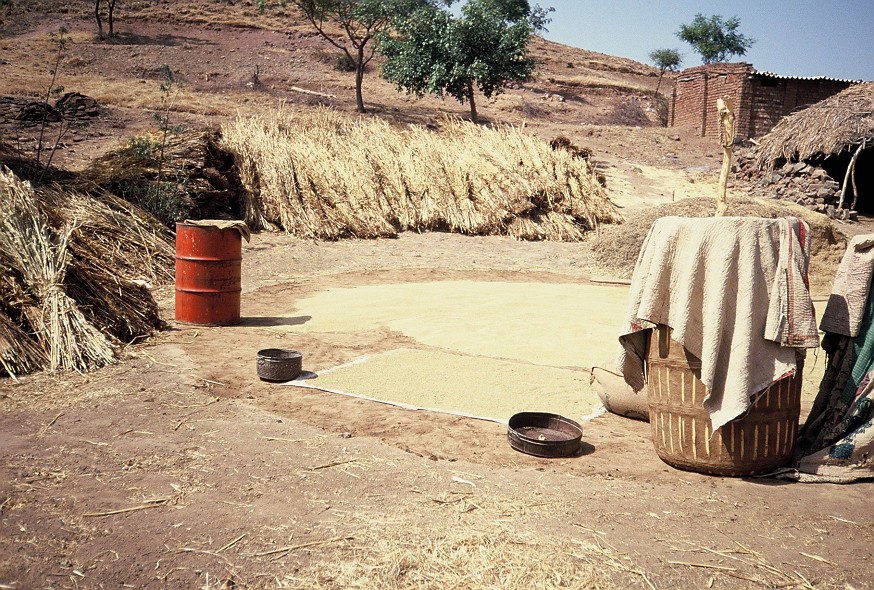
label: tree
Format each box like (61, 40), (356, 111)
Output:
(378, 0), (537, 123)
(476, 0), (555, 33)
(648, 48), (681, 96)
(259, 0), (442, 113)
(485, 0), (529, 20)
(676, 13), (754, 64)
(482, 0), (553, 30)
(94, 0), (118, 40)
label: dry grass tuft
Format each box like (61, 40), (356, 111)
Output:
(596, 97), (652, 127)
(543, 73), (653, 95)
(220, 108), (621, 241)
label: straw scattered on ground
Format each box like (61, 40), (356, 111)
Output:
(220, 108), (622, 241)
(283, 497), (626, 590)
(296, 530), (608, 589)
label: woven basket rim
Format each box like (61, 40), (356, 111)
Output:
(257, 348), (302, 360)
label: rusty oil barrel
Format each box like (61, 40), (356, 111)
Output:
(175, 222), (242, 325)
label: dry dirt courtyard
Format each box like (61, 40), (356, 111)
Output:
(2, 230), (873, 590)
(1, 3), (873, 589)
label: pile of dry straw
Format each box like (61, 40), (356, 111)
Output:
(0, 166), (173, 378)
(588, 196), (846, 294)
(220, 109), (622, 241)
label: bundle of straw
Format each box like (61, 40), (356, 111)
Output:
(220, 109), (622, 241)
(0, 167), (116, 372)
(38, 186), (173, 341)
(0, 309), (46, 380)
(80, 131), (236, 226)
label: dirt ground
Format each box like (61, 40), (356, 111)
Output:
(2, 4), (874, 589)
(3, 233), (874, 589)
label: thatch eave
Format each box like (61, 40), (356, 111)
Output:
(753, 83), (874, 170)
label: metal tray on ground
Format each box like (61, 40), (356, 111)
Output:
(507, 412), (583, 458)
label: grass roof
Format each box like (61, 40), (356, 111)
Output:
(754, 82), (874, 170)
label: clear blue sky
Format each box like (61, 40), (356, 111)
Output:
(537, 1), (874, 81)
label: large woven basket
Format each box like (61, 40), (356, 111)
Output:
(646, 326), (801, 476)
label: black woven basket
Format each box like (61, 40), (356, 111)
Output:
(256, 349), (302, 382)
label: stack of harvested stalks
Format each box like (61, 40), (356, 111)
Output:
(220, 109), (622, 240)
(80, 130), (241, 226)
(588, 196), (846, 294)
(41, 185), (175, 340)
(0, 167), (114, 374)
(0, 166), (174, 378)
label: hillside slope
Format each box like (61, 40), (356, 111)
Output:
(0, 0), (722, 200)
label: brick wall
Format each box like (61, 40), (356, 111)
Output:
(749, 77), (857, 137)
(669, 63), (856, 139)
(668, 63), (753, 138)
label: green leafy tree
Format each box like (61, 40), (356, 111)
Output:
(482, 0), (553, 31)
(259, 0), (443, 112)
(676, 13), (754, 64)
(648, 47), (681, 96)
(378, 0), (537, 123)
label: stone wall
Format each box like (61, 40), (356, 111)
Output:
(735, 151), (855, 220)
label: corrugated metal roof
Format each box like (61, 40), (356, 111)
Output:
(752, 69), (862, 84)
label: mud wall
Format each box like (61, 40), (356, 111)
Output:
(668, 63), (753, 138)
(748, 76), (857, 138)
(669, 63), (856, 140)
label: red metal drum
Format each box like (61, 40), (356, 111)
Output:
(175, 222), (242, 325)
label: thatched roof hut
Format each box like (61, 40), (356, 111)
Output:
(753, 82), (873, 212)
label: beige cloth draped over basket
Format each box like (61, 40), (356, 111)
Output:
(618, 217), (818, 476)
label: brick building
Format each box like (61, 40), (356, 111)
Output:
(668, 63), (860, 139)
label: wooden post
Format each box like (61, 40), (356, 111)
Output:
(839, 138), (865, 212)
(715, 97), (735, 217)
